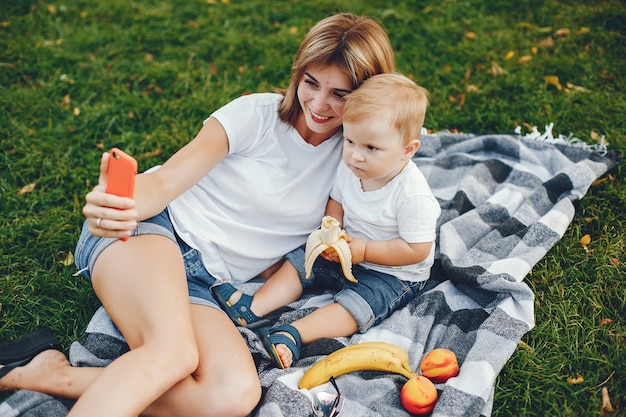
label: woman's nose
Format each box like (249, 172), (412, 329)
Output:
(311, 92), (330, 111)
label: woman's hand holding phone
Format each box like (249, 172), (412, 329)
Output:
(83, 149), (138, 240)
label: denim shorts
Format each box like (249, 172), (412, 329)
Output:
(74, 208), (220, 309)
(285, 246), (427, 333)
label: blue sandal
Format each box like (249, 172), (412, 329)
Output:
(260, 325), (302, 369)
(212, 283), (261, 326)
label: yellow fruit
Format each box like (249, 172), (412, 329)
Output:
(299, 342), (414, 390)
(305, 216), (356, 282)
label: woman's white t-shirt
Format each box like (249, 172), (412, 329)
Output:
(168, 93), (343, 283)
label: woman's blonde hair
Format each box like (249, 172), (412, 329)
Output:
(278, 13), (396, 125)
(343, 73), (429, 143)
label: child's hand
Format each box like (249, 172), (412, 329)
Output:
(320, 247), (339, 262)
(320, 234), (367, 264)
(346, 235), (367, 264)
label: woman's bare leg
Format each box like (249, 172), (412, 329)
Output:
(0, 350), (97, 397)
(67, 235), (200, 417)
(0, 306), (261, 417)
(141, 304), (262, 417)
(0, 234), (261, 417)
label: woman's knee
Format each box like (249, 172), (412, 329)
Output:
(146, 338), (200, 384)
(207, 375), (261, 417)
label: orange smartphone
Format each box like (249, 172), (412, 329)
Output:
(106, 148), (137, 198)
(106, 148), (137, 241)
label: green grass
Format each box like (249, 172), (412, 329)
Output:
(1, 0), (624, 414)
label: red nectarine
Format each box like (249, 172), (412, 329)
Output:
(420, 348), (459, 384)
(400, 375), (438, 415)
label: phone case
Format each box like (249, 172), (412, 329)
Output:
(106, 148), (137, 198)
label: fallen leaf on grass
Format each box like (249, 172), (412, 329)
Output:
(544, 75), (563, 90)
(448, 94), (465, 106)
(465, 32), (478, 39)
(517, 340), (534, 352)
(590, 130), (602, 141)
(517, 55), (533, 64)
(490, 61), (505, 76)
(580, 234), (591, 252)
(609, 258), (620, 267)
(598, 318), (614, 327)
(42, 39), (63, 47)
(61, 251), (74, 267)
(580, 234), (591, 246)
(567, 374), (584, 385)
(504, 50), (515, 60)
(553, 28), (570, 37)
(601, 387), (614, 414)
(565, 82), (588, 93)
(537, 37), (555, 49)
(18, 183), (36, 195)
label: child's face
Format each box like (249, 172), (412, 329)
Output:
(295, 65), (352, 144)
(342, 117), (417, 190)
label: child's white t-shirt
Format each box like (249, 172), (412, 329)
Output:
(330, 160), (440, 282)
(168, 93), (343, 283)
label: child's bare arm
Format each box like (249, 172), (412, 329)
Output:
(325, 198), (344, 226)
(348, 236), (432, 266)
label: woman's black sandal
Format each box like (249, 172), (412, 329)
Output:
(0, 328), (62, 379)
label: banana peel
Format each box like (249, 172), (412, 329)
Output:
(305, 216), (357, 282)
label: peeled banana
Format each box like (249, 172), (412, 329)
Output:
(298, 341), (415, 389)
(305, 216), (357, 283)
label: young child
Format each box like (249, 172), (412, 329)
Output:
(213, 73), (441, 368)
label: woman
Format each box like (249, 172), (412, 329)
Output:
(0, 12), (395, 417)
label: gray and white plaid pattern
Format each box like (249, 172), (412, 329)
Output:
(1, 131), (614, 417)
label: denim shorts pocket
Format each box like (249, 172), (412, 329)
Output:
(181, 246), (205, 275)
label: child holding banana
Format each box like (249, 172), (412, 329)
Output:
(213, 73), (441, 369)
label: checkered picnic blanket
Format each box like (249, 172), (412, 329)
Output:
(0, 128), (614, 417)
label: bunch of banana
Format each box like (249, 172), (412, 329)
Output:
(305, 216), (357, 283)
(299, 341), (415, 389)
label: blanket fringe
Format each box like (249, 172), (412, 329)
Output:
(515, 122), (609, 155)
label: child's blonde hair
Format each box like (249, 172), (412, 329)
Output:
(343, 73), (429, 143)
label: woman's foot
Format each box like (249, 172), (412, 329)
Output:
(0, 349), (70, 391)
